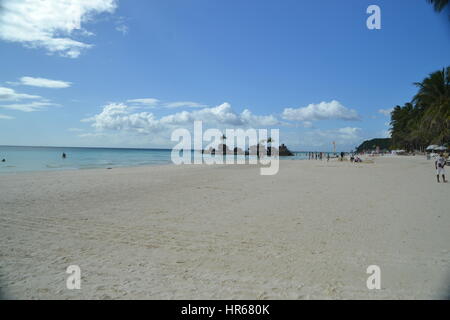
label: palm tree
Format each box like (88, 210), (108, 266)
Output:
(391, 103), (414, 150)
(389, 67), (449, 150)
(427, 0), (449, 12)
(413, 67), (450, 145)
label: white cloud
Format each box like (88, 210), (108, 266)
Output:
(0, 83), (60, 116)
(0, 101), (57, 112)
(164, 101), (207, 109)
(0, 0), (117, 58)
(127, 98), (160, 107)
(114, 16), (129, 35)
(161, 103), (279, 127)
(82, 102), (281, 135)
(0, 114), (14, 120)
(296, 127), (363, 149)
(115, 24), (129, 35)
(0, 87), (41, 101)
(78, 132), (108, 138)
(302, 121), (313, 128)
(239, 109), (279, 126)
(336, 127), (361, 138)
(19, 76), (71, 88)
(77, 100), (366, 150)
(81, 103), (158, 132)
(282, 100), (360, 121)
(126, 99), (208, 109)
(378, 108), (393, 116)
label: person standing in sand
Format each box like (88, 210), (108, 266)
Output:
(435, 153), (447, 183)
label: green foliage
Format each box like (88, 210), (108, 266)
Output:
(356, 138), (392, 153)
(389, 67), (450, 151)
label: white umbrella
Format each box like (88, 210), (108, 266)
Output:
(435, 146), (447, 151)
(426, 145), (439, 151)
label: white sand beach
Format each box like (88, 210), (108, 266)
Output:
(0, 156), (449, 299)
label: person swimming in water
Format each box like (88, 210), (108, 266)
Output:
(62, 152), (67, 159)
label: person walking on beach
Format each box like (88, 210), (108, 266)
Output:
(435, 153), (447, 183)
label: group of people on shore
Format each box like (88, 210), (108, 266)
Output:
(307, 152), (330, 161)
(307, 152), (360, 163)
(350, 155), (362, 163)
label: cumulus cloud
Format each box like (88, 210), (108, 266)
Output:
(0, 87), (41, 101)
(282, 100), (360, 122)
(160, 103), (279, 127)
(0, 0), (117, 58)
(82, 102), (281, 135)
(336, 127), (361, 138)
(296, 126), (362, 149)
(239, 109), (279, 127)
(19, 76), (71, 88)
(378, 108), (393, 116)
(81, 103), (159, 133)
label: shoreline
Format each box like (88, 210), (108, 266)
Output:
(0, 160), (175, 176)
(0, 155), (296, 176)
(0, 153), (404, 176)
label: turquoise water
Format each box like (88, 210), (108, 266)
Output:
(0, 146), (309, 173)
(0, 146), (174, 173)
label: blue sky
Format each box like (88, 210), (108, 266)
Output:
(0, 0), (449, 151)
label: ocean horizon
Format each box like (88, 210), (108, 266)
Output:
(0, 145), (310, 173)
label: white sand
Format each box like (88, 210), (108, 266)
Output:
(0, 156), (449, 299)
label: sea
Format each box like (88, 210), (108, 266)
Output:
(0, 146), (309, 173)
